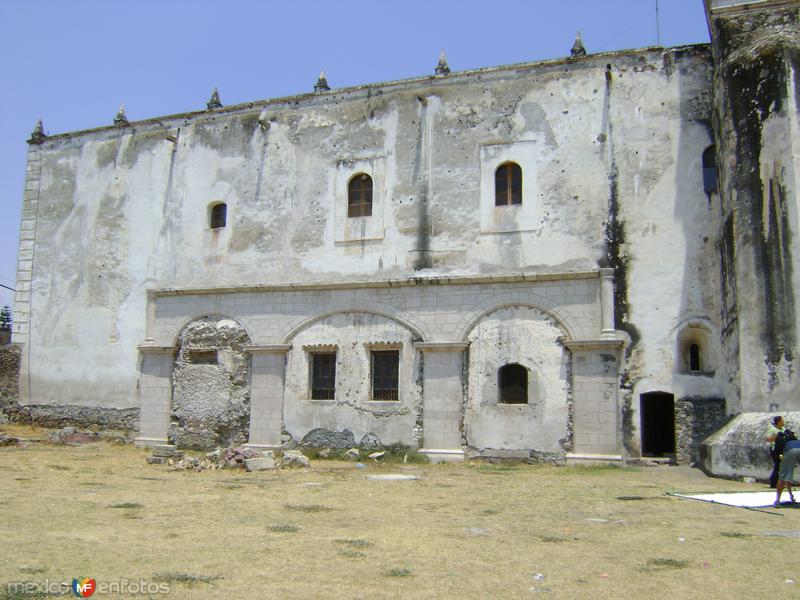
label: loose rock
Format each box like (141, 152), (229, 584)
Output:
(245, 457), (276, 471)
(360, 432), (383, 451)
(282, 450), (310, 468)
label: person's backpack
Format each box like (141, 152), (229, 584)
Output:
(776, 429), (798, 456)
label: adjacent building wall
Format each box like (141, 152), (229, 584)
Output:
(707, 0), (800, 412)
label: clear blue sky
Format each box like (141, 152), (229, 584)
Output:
(0, 0), (710, 311)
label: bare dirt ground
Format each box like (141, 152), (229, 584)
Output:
(0, 425), (797, 599)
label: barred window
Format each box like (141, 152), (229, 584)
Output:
(371, 350), (399, 401)
(310, 352), (336, 400)
(495, 162), (522, 206)
(498, 363), (528, 404)
(348, 173), (373, 217)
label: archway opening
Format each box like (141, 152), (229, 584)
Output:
(640, 392), (675, 457)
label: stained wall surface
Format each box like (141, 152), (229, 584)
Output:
(12, 44), (724, 457)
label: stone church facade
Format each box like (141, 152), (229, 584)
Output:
(8, 1), (800, 470)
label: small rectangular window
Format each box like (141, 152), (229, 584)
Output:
(371, 350), (399, 401)
(310, 352), (336, 400)
(188, 350), (218, 365)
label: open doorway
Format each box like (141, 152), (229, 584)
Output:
(640, 392), (676, 457)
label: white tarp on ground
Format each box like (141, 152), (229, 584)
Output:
(671, 491), (788, 508)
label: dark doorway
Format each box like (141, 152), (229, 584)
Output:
(640, 392), (675, 457)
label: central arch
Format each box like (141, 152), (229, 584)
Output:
(463, 305), (570, 453)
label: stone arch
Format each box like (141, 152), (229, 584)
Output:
(280, 303), (430, 345)
(165, 310), (256, 348)
(463, 305), (570, 453)
(455, 292), (578, 343)
(170, 315), (253, 449)
(282, 310), (424, 448)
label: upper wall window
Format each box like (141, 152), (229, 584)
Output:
(210, 203), (227, 229)
(498, 363), (528, 404)
(348, 173), (373, 217)
(702, 146), (718, 194)
(495, 162), (522, 206)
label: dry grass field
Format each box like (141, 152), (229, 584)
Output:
(0, 424), (797, 599)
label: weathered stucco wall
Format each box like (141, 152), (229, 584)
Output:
(12, 43), (723, 458)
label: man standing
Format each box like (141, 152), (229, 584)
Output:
(766, 416), (785, 488)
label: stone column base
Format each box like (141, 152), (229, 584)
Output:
(244, 443), (282, 451)
(419, 448), (466, 463)
(134, 436), (169, 448)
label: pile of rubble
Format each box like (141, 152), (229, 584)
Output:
(0, 432), (20, 446)
(147, 444), (310, 472)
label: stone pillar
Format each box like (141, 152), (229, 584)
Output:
(415, 342), (468, 463)
(135, 346), (175, 447)
(245, 345), (291, 449)
(599, 268), (616, 339)
(563, 339), (624, 465)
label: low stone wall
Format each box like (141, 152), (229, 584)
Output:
(675, 397), (727, 465)
(7, 403), (139, 431)
(0, 343), (21, 417)
(699, 412), (800, 480)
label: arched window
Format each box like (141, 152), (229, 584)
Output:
(348, 173), (373, 217)
(495, 162), (522, 206)
(702, 146), (718, 194)
(677, 323), (714, 375)
(498, 363), (528, 404)
(210, 203), (227, 229)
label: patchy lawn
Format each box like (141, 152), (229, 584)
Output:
(0, 425), (797, 599)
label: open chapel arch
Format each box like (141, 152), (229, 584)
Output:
(170, 316), (252, 449)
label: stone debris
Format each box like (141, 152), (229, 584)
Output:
(151, 445), (311, 471)
(47, 426), (132, 445)
(359, 432), (383, 451)
(168, 446), (258, 471)
(245, 457), (276, 471)
(282, 450), (310, 469)
(152, 445), (183, 459)
(343, 448), (360, 460)
(318, 448), (332, 458)
(368, 451), (386, 461)
(0, 433), (20, 446)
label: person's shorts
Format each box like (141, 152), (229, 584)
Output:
(779, 447), (800, 481)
